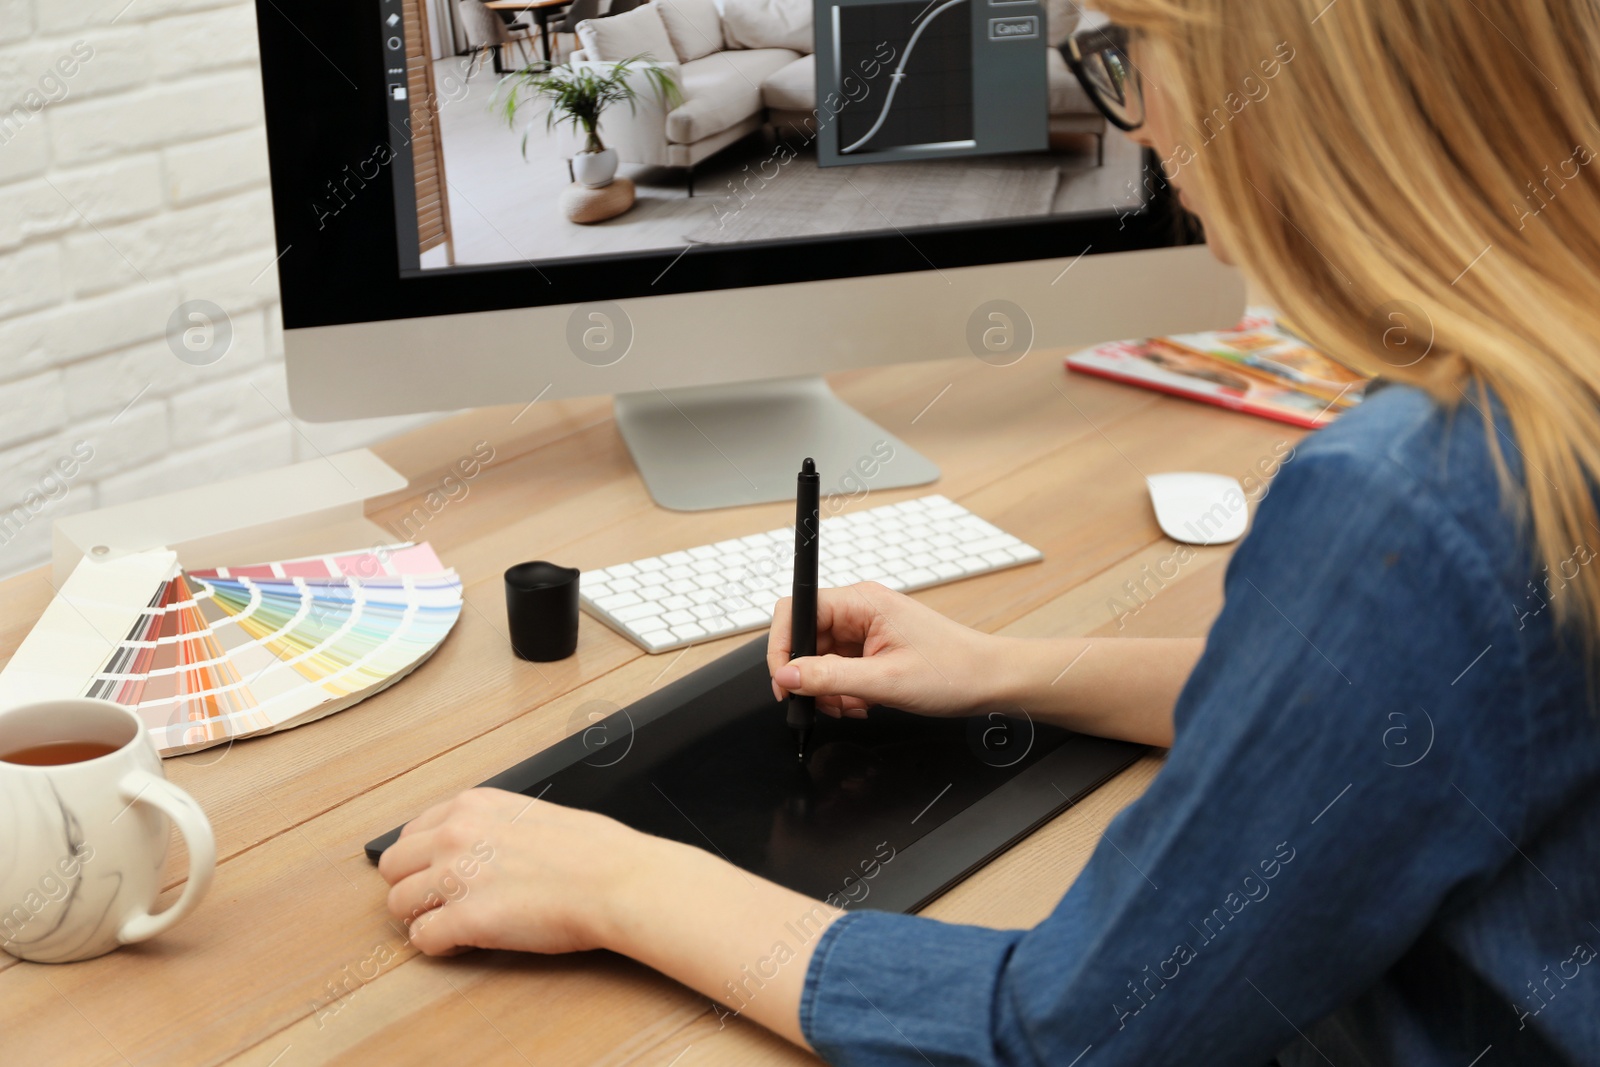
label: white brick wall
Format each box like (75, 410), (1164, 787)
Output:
(0, 0), (438, 578)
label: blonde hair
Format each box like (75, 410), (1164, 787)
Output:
(1093, 0), (1600, 635)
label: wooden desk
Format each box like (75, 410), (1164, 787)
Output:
(0, 349), (1299, 1066)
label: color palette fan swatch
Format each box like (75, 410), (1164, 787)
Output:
(0, 544), (462, 756)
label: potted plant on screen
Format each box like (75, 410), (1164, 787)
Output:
(498, 56), (679, 188)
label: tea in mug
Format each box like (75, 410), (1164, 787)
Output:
(0, 740), (122, 766)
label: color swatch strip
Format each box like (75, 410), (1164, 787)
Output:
(77, 544), (462, 755)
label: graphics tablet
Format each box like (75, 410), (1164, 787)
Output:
(367, 638), (1145, 912)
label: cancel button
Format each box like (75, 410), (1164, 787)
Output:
(988, 16), (1038, 39)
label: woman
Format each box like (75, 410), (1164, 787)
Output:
(378, 1), (1600, 1062)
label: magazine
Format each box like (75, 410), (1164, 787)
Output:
(1161, 309), (1368, 408)
(1064, 311), (1368, 430)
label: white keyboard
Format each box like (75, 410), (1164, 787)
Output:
(581, 494), (1043, 653)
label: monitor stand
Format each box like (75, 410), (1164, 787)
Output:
(612, 376), (940, 511)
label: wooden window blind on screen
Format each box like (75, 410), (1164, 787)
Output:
(404, 0), (454, 262)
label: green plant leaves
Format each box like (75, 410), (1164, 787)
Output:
(496, 55), (682, 159)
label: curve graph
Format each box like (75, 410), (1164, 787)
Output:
(836, 0), (973, 155)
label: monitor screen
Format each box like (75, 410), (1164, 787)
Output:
(379, 0), (1147, 274)
(257, 0), (1193, 331)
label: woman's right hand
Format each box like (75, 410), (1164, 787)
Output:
(766, 581), (1004, 718)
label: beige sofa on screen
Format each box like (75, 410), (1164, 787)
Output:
(568, 0), (1108, 193)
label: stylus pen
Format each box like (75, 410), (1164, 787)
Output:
(788, 458), (820, 762)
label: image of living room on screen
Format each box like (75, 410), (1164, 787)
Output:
(393, 0), (1141, 267)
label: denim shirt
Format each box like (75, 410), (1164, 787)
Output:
(798, 383), (1600, 1066)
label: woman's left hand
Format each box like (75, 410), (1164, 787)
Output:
(377, 786), (646, 956)
(378, 785), (832, 1050)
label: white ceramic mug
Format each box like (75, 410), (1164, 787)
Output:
(0, 698), (216, 963)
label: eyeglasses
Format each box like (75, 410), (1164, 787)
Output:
(1065, 21), (1145, 131)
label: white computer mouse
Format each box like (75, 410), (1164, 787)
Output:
(1146, 472), (1250, 545)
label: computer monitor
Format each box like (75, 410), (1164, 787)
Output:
(255, 0), (1242, 510)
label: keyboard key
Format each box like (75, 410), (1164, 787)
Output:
(637, 629), (676, 652)
(596, 592), (641, 611)
(666, 579), (697, 595)
(636, 557), (667, 572)
(671, 622), (707, 641)
(661, 594), (694, 610)
(663, 609), (696, 627)
(583, 581), (611, 599)
(663, 565), (695, 581)
(968, 535), (1021, 555)
(610, 562), (640, 578)
(638, 584), (668, 601)
(730, 607), (770, 628)
(609, 576), (641, 592)
(931, 562), (964, 580)
(688, 545), (719, 559)
(982, 550), (1015, 567)
(662, 551), (693, 565)
(613, 601), (665, 622)
(901, 567), (937, 588)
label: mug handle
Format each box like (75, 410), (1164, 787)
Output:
(115, 769), (217, 945)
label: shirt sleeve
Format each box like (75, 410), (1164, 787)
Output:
(800, 445), (1532, 1067)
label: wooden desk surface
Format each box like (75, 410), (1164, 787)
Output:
(0, 348), (1299, 1066)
